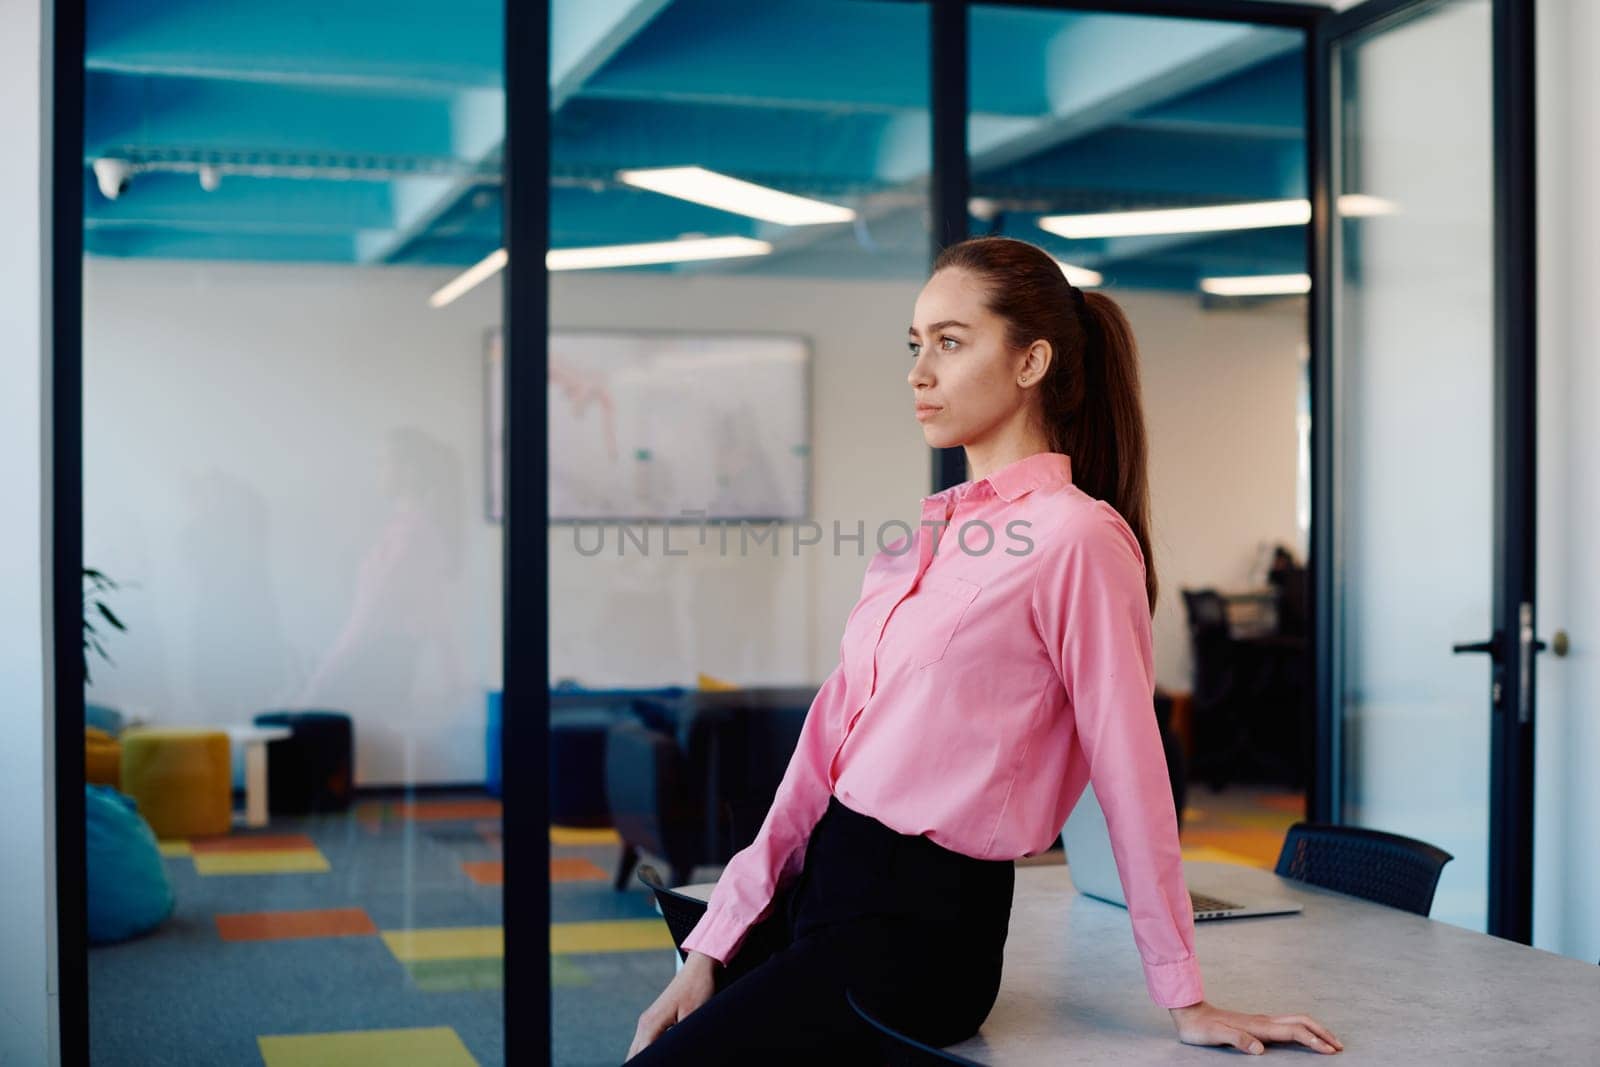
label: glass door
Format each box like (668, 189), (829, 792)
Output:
(1314, 0), (1543, 939)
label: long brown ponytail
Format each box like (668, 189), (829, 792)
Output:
(930, 236), (1158, 616)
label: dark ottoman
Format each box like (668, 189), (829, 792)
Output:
(252, 710), (353, 815)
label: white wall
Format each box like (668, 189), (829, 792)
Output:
(82, 258), (1303, 783)
(0, 0), (56, 1061)
(83, 260), (505, 787)
(1534, 0), (1600, 969)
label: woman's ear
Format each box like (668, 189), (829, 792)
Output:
(1018, 339), (1053, 385)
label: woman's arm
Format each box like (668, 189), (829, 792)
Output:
(1033, 504), (1203, 1010)
(1034, 505), (1343, 1055)
(678, 657), (848, 965)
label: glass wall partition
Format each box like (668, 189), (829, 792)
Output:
(546, 0), (931, 1060)
(968, 4), (1313, 843)
(81, 1), (507, 1062)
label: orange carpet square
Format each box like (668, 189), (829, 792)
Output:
(216, 907), (377, 942)
(462, 861), (502, 886)
(191, 833), (318, 854)
(392, 800), (502, 821)
(551, 857), (609, 882)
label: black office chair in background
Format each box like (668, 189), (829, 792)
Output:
(845, 988), (989, 1066)
(1274, 822), (1454, 916)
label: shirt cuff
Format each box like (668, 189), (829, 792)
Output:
(678, 903), (753, 967)
(1143, 954), (1205, 1009)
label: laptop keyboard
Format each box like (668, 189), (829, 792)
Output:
(1189, 891), (1241, 914)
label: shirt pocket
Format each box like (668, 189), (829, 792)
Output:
(914, 574), (982, 669)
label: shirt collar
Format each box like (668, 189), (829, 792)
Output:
(923, 451), (1073, 506)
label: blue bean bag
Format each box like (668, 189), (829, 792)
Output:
(86, 785), (174, 945)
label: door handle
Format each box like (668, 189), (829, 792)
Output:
(1451, 632), (1503, 659)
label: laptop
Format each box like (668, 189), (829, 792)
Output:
(1062, 783), (1303, 921)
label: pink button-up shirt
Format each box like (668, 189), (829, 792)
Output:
(679, 450), (1204, 1009)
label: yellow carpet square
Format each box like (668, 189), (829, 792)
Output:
(550, 825), (621, 846)
(381, 926), (503, 962)
(193, 849), (329, 875)
(550, 920), (677, 954)
(157, 840), (193, 857)
(258, 1026), (476, 1067)
(1180, 844), (1263, 867)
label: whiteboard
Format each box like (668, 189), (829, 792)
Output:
(547, 329), (810, 521)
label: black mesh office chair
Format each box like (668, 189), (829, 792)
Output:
(636, 863), (797, 985)
(1274, 822), (1454, 916)
(636, 863), (711, 961)
(845, 988), (989, 1066)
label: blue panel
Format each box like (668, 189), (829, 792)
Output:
(1134, 53), (1305, 137)
(982, 125), (1304, 202)
(551, 185), (762, 248)
(85, 72), (461, 159)
(577, 0), (927, 113)
(85, 227), (360, 262)
(84, 170), (398, 231)
(554, 98), (899, 186)
(86, 0), (501, 91)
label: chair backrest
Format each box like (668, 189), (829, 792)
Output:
(1274, 822), (1454, 916)
(844, 987), (988, 1066)
(636, 863), (710, 960)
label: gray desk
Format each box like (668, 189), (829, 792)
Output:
(680, 860), (1600, 1063)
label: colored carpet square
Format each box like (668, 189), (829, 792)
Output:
(157, 840), (192, 857)
(392, 799), (502, 821)
(550, 825), (620, 846)
(381, 926), (503, 962)
(551, 955), (591, 988)
(216, 907), (377, 943)
(551, 857), (609, 882)
(191, 833), (317, 854)
(461, 860), (502, 886)
(194, 849), (330, 875)
(405, 957), (504, 993)
(258, 1026), (476, 1067)
(1180, 844), (1262, 867)
(550, 920), (677, 954)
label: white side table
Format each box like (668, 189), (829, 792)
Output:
(225, 725), (291, 828)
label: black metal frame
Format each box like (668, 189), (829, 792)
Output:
(53, 0), (88, 1063)
(1488, 0), (1538, 946)
(504, 1), (552, 1062)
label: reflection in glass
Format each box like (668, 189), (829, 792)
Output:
(82, 0), (507, 1061)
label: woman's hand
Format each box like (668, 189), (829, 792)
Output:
(1169, 1000), (1343, 1055)
(625, 951), (720, 1061)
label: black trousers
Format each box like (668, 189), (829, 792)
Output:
(626, 792), (1015, 1065)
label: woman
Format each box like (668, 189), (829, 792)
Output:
(626, 236), (1343, 1063)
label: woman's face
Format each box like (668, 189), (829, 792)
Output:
(907, 267), (1047, 450)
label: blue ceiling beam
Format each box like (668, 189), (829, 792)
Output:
(553, 98), (899, 187)
(553, 0), (675, 111)
(573, 0), (926, 115)
(550, 184), (764, 249)
(86, 0), (501, 92)
(985, 124), (1304, 202)
(85, 72), (462, 161)
(369, 0), (671, 264)
(971, 15), (1299, 175)
(1128, 53), (1304, 139)
(84, 170), (397, 231)
(86, 227), (360, 262)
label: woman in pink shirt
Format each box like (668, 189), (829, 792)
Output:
(627, 236), (1342, 1063)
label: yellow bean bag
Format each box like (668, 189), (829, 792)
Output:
(85, 726), (122, 789)
(119, 728), (232, 840)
